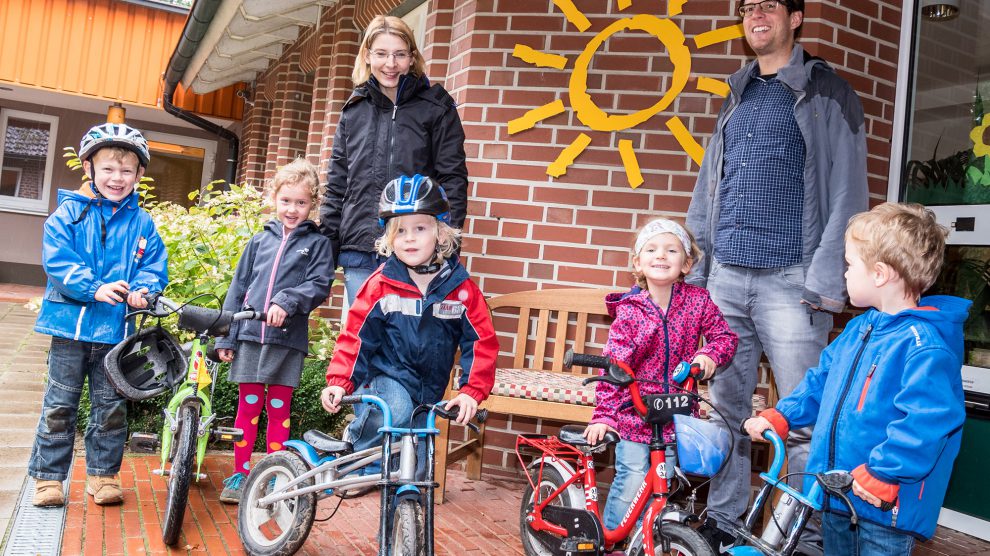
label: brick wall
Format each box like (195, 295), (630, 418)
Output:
(233, 0), (902, 481)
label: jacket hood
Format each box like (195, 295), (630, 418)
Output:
(351, 74), (432, 108)
(57, 184), (138, 210)
(866, 295), (971, 355)
(262, 219), (319, 237)
(604, 283), (687, 318)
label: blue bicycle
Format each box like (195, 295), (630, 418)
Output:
(236, 394), (486, 556)
(726, 430), (867, 556)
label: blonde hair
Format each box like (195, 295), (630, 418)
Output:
(89, 147), (141, 169)
(631, 222), (704, 289)
(375, 216), (461, 265)
(269, 158), (322, 204)
(352, 15), (427, 86)
(845, 202), (947, 299)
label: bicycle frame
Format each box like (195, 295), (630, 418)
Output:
(158, 335), (216, 478)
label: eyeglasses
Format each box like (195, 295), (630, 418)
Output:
(738, 0), (786, 17)
(370, 50), (411, 62)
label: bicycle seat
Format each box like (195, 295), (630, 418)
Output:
(558, 424), (619, 449)
(302, 430), (353, 455)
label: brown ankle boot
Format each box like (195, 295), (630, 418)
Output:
(86, 475), (123, 505)
(33, 480), (65, 507)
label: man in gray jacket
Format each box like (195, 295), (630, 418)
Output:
(685, 0), (868, 551)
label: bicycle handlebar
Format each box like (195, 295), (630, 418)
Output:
(126, 293), (266, 337)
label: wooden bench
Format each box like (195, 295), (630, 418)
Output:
(433, 287), (621, 502)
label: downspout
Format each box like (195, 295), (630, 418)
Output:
(162, 0), (239, 184)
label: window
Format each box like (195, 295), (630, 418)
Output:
(0, 110), (58, 215)
(143, 131), (216, 208)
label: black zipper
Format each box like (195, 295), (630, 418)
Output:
(827, 323), (873, 469)
(385, 78), (406, 179)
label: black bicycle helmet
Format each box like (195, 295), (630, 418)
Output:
(378, 174), (450, 224)
(104, 326), (187, 401)
(79, 122), (151, 168)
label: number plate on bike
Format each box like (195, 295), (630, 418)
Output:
(642, 394), (692, 425)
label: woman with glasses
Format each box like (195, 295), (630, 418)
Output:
(319, 15), (468, 312)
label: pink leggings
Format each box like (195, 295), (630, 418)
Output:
(233, 383), (294, 474)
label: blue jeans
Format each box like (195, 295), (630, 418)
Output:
(342, 253), (385, 447)
(344, 374), (429, 481)
(603, 440), (650, 530)
(29, 337), (126, 481)
(822, 512), (914, 555)
(704, 260), (832, 535)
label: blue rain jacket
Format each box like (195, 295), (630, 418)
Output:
(34, 186), (168, 344)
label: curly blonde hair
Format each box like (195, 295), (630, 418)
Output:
(845, 202), (947, 299)
(268, 158), (322, 205)
(375, 216), (461, 266)
(631, 222), (704, 289)
(352, 16), (427, 86)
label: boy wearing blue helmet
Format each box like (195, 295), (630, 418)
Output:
(30, 122), (167, 507)
(321, 174), (497, 479)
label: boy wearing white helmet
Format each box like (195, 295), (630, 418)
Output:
(30, 122), (168, 507)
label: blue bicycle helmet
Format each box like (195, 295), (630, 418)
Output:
(378, 174), (450, 225)
(673, 414), (730, 477)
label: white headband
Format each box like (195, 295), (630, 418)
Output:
(634, 219), (692, 256)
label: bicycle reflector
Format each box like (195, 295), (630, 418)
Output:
(104, 326), (188, 401)
(673, 414), (730, 477)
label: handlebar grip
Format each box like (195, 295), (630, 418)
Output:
(340, 395), (363, 406)
(564, 350), (611, 370)
(879, 499), (896, 512)
(475, 408), (488, 424)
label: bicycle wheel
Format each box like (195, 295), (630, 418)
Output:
(520, 464), (584, 556)
(628, 521), (714, 556)
(162, 404), (199, 546)
(390, 498), (424, 556)
(238, 451), (317, 556)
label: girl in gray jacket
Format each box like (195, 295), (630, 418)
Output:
(215, 158), (333, 503)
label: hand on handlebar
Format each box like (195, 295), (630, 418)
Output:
(583, 423), (617, 445)
(691, 354), (717, 380)
(744, 416), (773, 441)
(445, 393), (478, 426)
(95, 280), (130, 306)
(267, 303), (288, 327)
(126, 287), (150, 309)
(852, 479), (885, 508)
(217, 348), (235, 363)
(321, 385), (347, 414)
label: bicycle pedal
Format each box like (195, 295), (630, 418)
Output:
(559, 538), (598, 553)
(129, 432), (160, 453)
(212, 426), (244, 443)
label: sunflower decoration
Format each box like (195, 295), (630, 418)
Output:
(969, 113), (990, 158)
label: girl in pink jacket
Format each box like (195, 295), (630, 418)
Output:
(584, 218), (737, 531)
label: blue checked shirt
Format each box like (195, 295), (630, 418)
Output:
(714, 74), (806, 269)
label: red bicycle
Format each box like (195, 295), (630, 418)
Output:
(517, 350), (727, 556)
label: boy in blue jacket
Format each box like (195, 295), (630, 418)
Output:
(744, 202), (969, 554)
(30, 123), (168, 507)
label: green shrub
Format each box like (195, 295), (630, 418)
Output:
(65, 149), (342, 442)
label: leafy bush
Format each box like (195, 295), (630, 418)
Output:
(64, 149), (343, 441)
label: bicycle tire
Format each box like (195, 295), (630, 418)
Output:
(162, 403), (198, 546)
(520, 464), (584, 556)
(390, 498), (424, 556)
(628, 521), (714, 556)
(237, 451), (317, 556)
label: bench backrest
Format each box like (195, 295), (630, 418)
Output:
(487, 287), (623, 374)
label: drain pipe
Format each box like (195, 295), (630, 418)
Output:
(162, 0), (239, 184)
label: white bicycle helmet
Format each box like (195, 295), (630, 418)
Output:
(79, 122), (151, 167)
(104, 326), (187, 401)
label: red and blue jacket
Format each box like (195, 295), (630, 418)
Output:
(326, 255), (497, 405)
(762, 295), (970, 539)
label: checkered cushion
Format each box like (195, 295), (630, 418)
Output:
(454, 367), (596, 406)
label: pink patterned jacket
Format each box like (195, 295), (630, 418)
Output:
(589, 283), (737, 444)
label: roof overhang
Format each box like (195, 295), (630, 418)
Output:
(179, 0), (337, 94)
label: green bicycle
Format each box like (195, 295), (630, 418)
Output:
(106, 293), (263, 545)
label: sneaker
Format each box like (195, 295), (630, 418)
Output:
(698, 517), (736, 554)
(220, 473), (245, 504)
(86, 475), (123, 505)
(33, 480), (65, 507)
